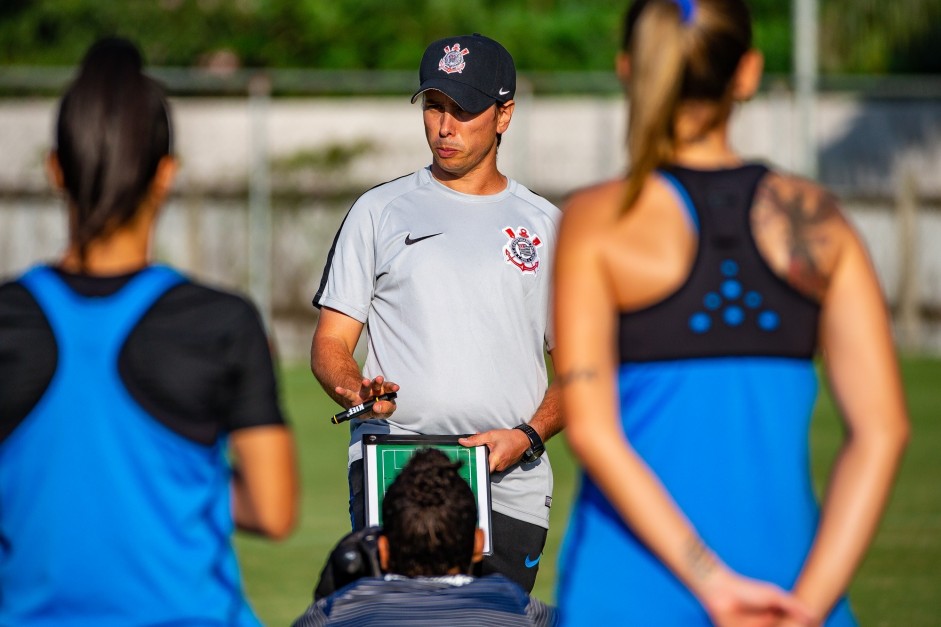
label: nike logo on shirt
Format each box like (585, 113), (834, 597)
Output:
(524, 554), (542, 568)
(404, 233), (443, 245)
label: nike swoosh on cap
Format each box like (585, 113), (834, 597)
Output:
(404, 232), (443, 245)
(498, 88), (510, 96)
(524, 554), (542, 568)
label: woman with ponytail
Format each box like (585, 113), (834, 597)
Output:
(0, 38), (298, 625)
(553, 1), (908, 625)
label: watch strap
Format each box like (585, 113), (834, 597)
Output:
(514, 423), (545, 462)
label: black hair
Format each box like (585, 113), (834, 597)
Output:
(381, 448), (478, 577)
(55, 37), (172, 267)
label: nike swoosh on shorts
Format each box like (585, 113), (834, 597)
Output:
(404, 232), (443, 245)
(524, 554), (542, 568)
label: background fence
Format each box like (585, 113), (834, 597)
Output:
(2, 69), (940, 360)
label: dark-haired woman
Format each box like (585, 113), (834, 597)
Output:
(0, 38), (297, 625)
(553, 1), (908, 625)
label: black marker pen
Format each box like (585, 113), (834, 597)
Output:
(331, 392), (398, 425)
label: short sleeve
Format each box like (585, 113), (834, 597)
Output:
(121, 283), (287, 444)
(223, 298), (287, 432)
(0, 281), (57, 441)
(313, 195), (379, 324)
(544, 293), (556, 353)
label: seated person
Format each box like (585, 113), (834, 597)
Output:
(293, 448), (557, 626)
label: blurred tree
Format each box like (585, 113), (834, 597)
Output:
(748, 0), (793, 74)
(821, 0), (941, 73)
(0, 0), (776, 72)
(0, 0), (935, 75)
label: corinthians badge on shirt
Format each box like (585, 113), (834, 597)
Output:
(503, 226), (542, 274)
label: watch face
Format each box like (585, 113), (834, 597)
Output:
(522, 447), (543, 463)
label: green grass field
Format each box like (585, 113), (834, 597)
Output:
(238, 356), (941, 626)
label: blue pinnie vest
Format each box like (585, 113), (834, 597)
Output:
(0, 265), (260, 626)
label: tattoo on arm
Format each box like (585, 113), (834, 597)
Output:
(555, 369), (599, 387)
(685, 537), (718, 581)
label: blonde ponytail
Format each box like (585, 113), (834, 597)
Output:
(619, 0), (752, 213)
(622, 1), (689, 214)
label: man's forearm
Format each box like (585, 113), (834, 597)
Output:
(311, 335), (364, 409)
(527, 380), (563, 442)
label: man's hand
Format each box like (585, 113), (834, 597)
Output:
(459, 428), (532, 472)
(335, 376), (400, 420)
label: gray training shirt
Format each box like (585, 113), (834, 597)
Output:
(314, 166), (561, 528)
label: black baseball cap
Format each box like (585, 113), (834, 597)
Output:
(411, 33), (516, 114)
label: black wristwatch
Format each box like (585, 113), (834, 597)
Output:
(514, 423), (545, 463)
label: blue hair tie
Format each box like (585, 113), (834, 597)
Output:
(672, 0), (696, 24)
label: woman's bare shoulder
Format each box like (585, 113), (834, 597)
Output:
(752, 169), (857, 300)
(758, 170), (841, 211)
(562, 179), (627, 223)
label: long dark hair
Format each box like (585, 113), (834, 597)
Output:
(55, 37), (172, 266)
(621, 0), (752, 212)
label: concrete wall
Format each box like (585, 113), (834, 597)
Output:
(2, 94), (940, 359)
(5, 93), (941, 197)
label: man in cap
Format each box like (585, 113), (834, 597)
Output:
(310, 33), (562, 592)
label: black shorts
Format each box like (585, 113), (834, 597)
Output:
(348, 458), (548, 593)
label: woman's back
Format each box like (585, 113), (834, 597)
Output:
(555, 1), (907, 625)
(0, 266), (283, 626)
(557, 164), (857, 625)
(0, 37), (297, 625)
(570, 166), (851, 321)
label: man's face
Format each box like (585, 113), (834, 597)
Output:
(421, 90), (513, 182)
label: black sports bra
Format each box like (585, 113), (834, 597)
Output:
(618, 164), (820, 363)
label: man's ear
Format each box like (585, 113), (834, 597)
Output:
(471, 528), (485, 564)
(378, 534), (390, 571)
(46, 151), (65, 191)
(496, 100), (515, 135)
(732, 49), (764, 102)
(616, 51), (631, 87)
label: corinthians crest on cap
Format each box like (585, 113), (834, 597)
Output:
(439, 43), (470, 74)
(503, 226), (542, 274)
